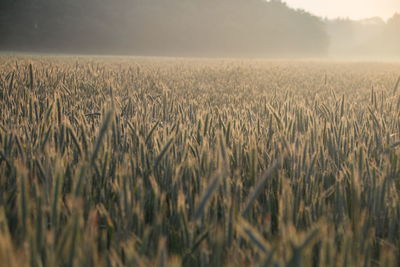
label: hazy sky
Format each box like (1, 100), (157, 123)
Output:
(284, 0), (400, 20)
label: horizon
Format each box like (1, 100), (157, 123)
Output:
(1, 0), (400, 58)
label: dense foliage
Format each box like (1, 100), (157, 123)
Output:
(0, 56), (399, 266)
(0, 0), (328, 56)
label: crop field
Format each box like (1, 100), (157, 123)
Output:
(0, 55), (399, 266)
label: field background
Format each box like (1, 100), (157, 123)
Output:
(0, 56), (399, 266)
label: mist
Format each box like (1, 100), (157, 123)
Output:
(327, 16), (400, 59)
(0, 0), (399, 58)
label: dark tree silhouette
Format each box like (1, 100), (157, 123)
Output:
(0, 0), (328, 56)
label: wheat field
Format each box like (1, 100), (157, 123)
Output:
(0, 56), (399, 266)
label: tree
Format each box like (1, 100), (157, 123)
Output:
(0, 0), (329, 56)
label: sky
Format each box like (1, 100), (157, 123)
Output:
(284, 0), (400, 20)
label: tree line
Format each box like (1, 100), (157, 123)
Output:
(0, 0), (328, 56)
(327, 14), (400, 58)
(1, 0), (399, 57)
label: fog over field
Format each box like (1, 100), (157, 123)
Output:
(1, 0), (399, 58)
(1, 1), (400, 267)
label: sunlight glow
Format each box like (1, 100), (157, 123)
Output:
(284, 0), (400, 20)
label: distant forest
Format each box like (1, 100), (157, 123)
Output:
(0, 0), (328, 56)
(327, 15), (400, 58)
(0, 0), (399, 57)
